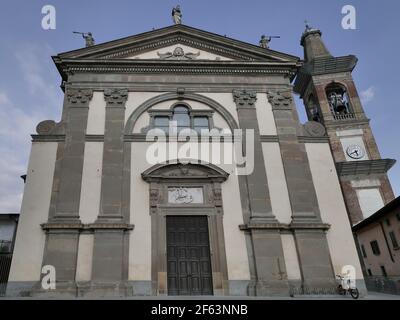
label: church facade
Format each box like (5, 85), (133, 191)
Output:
(7, 23), (389, 297)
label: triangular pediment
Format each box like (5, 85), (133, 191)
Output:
(57, 24), (299, 63)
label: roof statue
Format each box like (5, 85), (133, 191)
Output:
(172, 5), (182, 25)
(73, 31), (95, 47)
(259, 34), (280, 49)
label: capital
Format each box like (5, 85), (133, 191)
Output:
(104, 88), (128, 105)
(66, 88), (93, 104)
(233, 90), (257, 106)
(267, 91), (293, 110)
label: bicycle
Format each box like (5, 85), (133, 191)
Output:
(336, 274), (359, 299)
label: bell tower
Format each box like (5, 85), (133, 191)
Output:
(294, 25), (396, 225)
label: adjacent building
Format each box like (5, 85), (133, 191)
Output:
(353, 196), (400, 294)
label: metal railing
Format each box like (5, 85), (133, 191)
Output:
(0, 253), (12, 296)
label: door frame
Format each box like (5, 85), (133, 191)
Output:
(142, 162), (229, 296)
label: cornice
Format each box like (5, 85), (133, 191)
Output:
(336, 159), (396, 177)
(55, 59), (300, 80)
(294, 55), (357, 96)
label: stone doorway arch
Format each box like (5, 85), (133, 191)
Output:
(142, 161), (230, 295)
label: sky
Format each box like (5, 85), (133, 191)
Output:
(0, 0), (399, 213)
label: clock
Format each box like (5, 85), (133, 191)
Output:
(346, 145), (365, 159)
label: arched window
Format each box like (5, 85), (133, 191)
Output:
(172, 105), (190, 132)
(326, 83), (352, 116)
(151, 103), (213, 134)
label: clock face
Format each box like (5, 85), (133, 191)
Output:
(346, 145), (365, 159)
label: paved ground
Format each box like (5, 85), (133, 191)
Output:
(361, 291), (400, 300)
(1, 291), (399, 300)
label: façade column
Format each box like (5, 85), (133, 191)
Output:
(90, 89), (133, 295)
(233, 89), (289, 296)
(40, 88), (93, 295)
(267, 90), (335, 292)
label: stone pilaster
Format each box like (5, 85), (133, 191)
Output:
(91, 89), (130, 290)
(54, 88), (93, 220)
(233, 89), (289, 296)
(39, 88), (93, 296)
(268, 89), (335, 291)
(233, 89), (275, 223)
(97, 88), (128, 221)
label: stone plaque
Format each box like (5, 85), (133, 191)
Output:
(168, 187), (204, 204)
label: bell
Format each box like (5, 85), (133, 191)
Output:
(335, 102), (347, 114)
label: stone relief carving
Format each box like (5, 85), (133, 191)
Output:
(165, 166), (207, 178)
(66, 88), (93, 104)
(212, 186), (223, 207)
(142, 163), (229, 182)
(303, 121), (326, 137)
(149, 188), (160, 207)
(267, 91), (293, 110)
(232, 90), (257, 106)
(157, 47), (200, 60)
(168, 187), (204, 204)
(104, 88), (129, 105)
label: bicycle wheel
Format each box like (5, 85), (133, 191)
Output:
(350, 288), (359, 299)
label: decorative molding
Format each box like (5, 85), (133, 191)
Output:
(85, 134), (104, 142)
(232, 89), (257, 106)
(31, 133), (332, 144)
(66, 88), (93, 104)
(267, 91), (293, 110)
(298, 136), (330, 143)
(260, 135), (279, 142)
(31, 134), (65, 142)
(142, 162), (229, 183)
(61, 63), (298, 78)
(239, 222), (331, 231)
(41, 222), (134, 231)
(157, 47), (200, 60)
(104, 88), (128, 105)
(149, 188), (160, 207)
(212, 186), (223, 207)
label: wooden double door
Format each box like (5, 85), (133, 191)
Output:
(166, 216), (213, 295)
